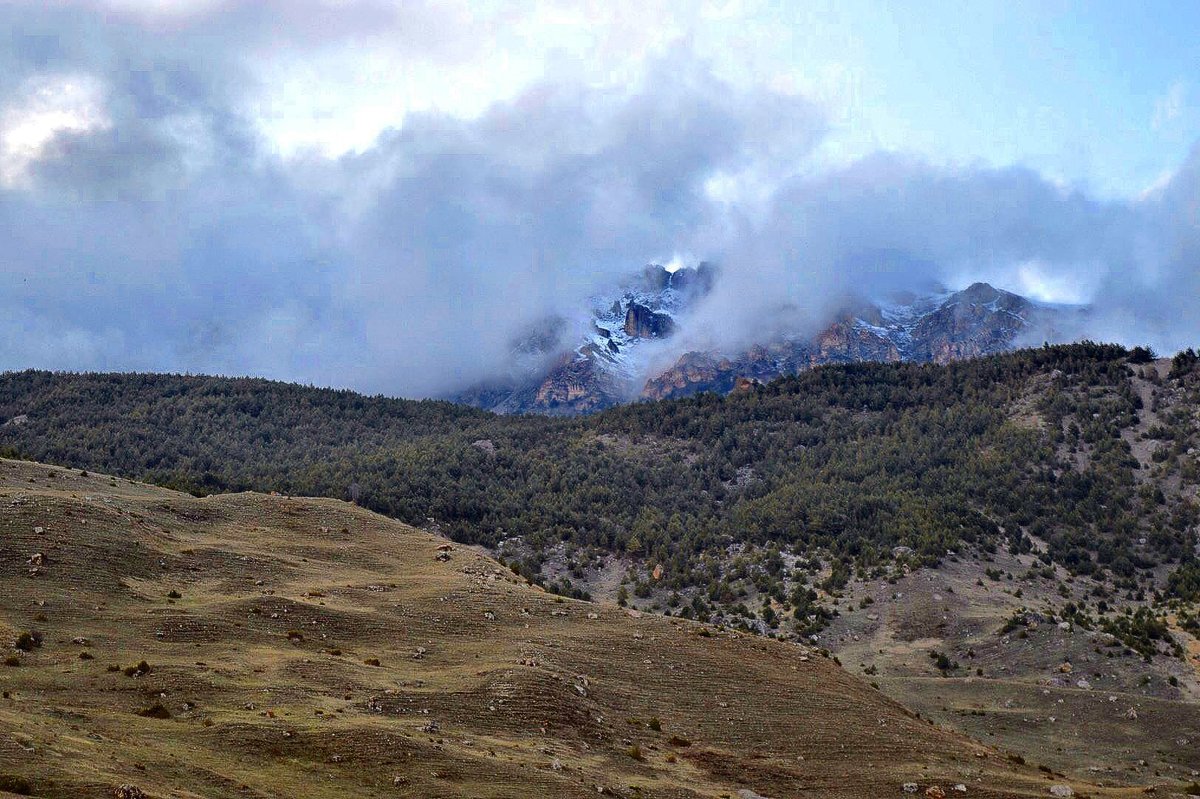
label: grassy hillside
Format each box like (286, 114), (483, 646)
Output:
(0, 458), (1098, 798)
(1, 344), (1197, 611)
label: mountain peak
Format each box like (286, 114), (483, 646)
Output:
(960, 280), (999, 297)
(953, 281), (1022, 304)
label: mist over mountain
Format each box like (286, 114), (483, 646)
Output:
(452, 258), (1084, 414)
(1, 2), (1198, 400)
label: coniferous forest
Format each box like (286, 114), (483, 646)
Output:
(2, 343), (1199, 619)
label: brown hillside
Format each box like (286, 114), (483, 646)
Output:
(0, 459), (1136, 799)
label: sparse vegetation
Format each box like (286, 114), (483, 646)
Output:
(929, 649), (959, 674)
(123, 660), (152, 677)
(137, 702), (172, 719)
(1100, 608), (1179, 660)
(13, 631), (41, 652)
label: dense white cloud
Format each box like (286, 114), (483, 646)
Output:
(0, 1), (1197, 398)
(0, 73), (109, 188)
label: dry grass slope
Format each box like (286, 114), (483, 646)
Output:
(0, 459), (1163, 799)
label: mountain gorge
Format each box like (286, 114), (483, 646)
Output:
(457, 264), (1073, 414)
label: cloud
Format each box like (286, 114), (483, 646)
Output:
(677, 154), (1137, 354)
(1153, 80), (1186, 131)
(0, 2), (1198, 400)
(319, 56), (827, 394)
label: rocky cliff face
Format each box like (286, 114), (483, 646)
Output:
(642, 282), (1046, 402)
(814, 317), (903, 363)
(909, 282), (1033, 363)
(531, 353), (622, 413)
(455, 268), (1061, 414)
(639, 351), (738, 400)
(623, 302), (675, 338)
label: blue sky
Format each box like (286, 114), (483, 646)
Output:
(0, 1), (1198, 395)
(19, 0), (1179, 197)
(5, 0), (1191, 197)
(726, 0), (1199, 197)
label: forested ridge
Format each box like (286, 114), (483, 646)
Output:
(2, 343), (1199, 622)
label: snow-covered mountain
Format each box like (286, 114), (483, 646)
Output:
(452, 263), (716, 414)
(453, 265), (1069, 414)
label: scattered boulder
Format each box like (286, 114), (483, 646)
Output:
(903, 784), (919, 794)
(1048, 786), (1073, 798)
(114, 786), (148, 799)
(925, 787), (945, 799)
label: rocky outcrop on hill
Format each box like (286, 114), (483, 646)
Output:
(531, 353), (625, 414)
(814, 316), (903, 363)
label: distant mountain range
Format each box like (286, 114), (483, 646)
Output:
(454, 263), (1076, 414)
